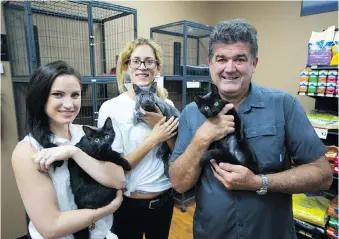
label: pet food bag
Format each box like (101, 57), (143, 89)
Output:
(327, 196), (338, 219)
(308, 25), (335, 66)
(331, 31), (339, 66)
(329, 217), (339, 231)
(326, 227), (338, 239)
(293, 193), (330, 227)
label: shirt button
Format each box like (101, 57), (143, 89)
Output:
(238, 222), (243, 227)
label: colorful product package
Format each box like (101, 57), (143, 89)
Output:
(308, 25), (335, 66)
(326, 227), (338, 239)
(308, 70), (318, 93)
(331, 31), (339, 66)
(299, 70), (309, 92)
(317, 70), (328, 94)
(326, 70), (338, 94)
(329, 217), (338, 231)
(327, 195), (338, 219)
(293, 193), (330, 227)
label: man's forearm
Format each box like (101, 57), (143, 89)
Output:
(169, 135), (210, 193)
(266, 157), (333, 194)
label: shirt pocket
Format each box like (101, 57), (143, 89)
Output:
(245, 123), (284, 174)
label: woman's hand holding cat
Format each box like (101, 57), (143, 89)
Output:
(210, 159), (262, 191)
(197, 103), (235, 143)
(32, 145), (79, 172)
(149, 116), (179, 144)
(96, 190), (124, 217)
(139, 105), (163, 128)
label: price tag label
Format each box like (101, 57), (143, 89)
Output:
(313, 127), (328, 139)
(187, 81), (201, 88)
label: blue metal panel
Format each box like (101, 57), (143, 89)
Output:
(150, 20), (185, 31)
(101, 22), (106, 74)
(24, 1), (37, 73)
(186, 20), (213, 31)
(87, 2), (96, 76)
(91, 79), (98, 118)
(102, 12), (131, 23)
(76, 0), (137, 15)
(151, 29), (199, 39)
(3, 4), (15, 77)
(196, 39), (200, 65)
(82, 75), (117, 84)
(134, 11), (138, 39)
(182, 21), (188, 108)
(5, 3), (102, 23)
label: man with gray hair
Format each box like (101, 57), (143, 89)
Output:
(169, 19), (333, 239)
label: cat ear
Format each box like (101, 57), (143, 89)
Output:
(150, 81), (157, 94)
(82, 125), (94, 137)
(193, 95), (202, 104)
(103, 117), (113, 131)
(133, 84), (141, 94)
(211, 84), (219, 95)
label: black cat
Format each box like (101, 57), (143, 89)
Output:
(68, 117), (131, 239)
(193, 84), (259, 174)
(133, 82), (180, 177)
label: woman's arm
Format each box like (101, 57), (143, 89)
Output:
(12, 142), (123, 239)
(125, 117), (179, 168)
(33, 145), (125, 189)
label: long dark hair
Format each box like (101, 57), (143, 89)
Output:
(25, 61), (81, 166)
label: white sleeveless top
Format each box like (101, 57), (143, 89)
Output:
(97, 93), (173, 196)
(21, 123), (118, 239)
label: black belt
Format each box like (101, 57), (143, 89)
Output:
(124, 189), (173, 210)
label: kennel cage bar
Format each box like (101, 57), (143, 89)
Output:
(151, 20), (213, 109)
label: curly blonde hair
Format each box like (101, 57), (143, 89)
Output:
(116, 38), (168, 100)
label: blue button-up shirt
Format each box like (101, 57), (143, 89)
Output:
(170, 81), (327, 239)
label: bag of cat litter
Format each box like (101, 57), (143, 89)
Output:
(308, 25), (335, 66)
(293, 193), (330, 227)
(331, 31), (339, 66)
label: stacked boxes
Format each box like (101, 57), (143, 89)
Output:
(299, 69), (338, 95)
(326, 70), (338, 94)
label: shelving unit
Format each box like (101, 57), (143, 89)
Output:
(296, 63), (338, 239)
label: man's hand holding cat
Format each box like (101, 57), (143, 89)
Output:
(140, 105), (163, 128)
(32, 145), (79, 172)
(197, 103), (235, 143)
(210, 159), (262, 191)
(148, 116), (179, 144)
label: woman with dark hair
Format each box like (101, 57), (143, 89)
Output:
(12, 60), (124, 239)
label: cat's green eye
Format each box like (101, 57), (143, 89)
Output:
(214, 102), (219, 106)
(204, 106), (209, 110)
(94, 138), (100, 143)
(105, 135), (110, 140)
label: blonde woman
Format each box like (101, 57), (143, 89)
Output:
(97, 38), (179, 239)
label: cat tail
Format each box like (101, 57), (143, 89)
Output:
(156, 143), (170, 178)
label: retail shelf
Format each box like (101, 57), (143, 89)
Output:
(306, 65), (339, 70)
(298, 92), (338, 98)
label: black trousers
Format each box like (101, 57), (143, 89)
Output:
(113, 190), (174, 239)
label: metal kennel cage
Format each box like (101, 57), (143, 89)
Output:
(3, 0), (137, 139)
(151, 20), (213, 111)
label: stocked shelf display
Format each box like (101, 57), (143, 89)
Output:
(295, 25), (338, 239)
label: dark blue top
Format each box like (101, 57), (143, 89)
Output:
(170, 81), (327, 239)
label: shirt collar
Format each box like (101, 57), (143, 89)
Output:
(238, 81), (265, 114)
